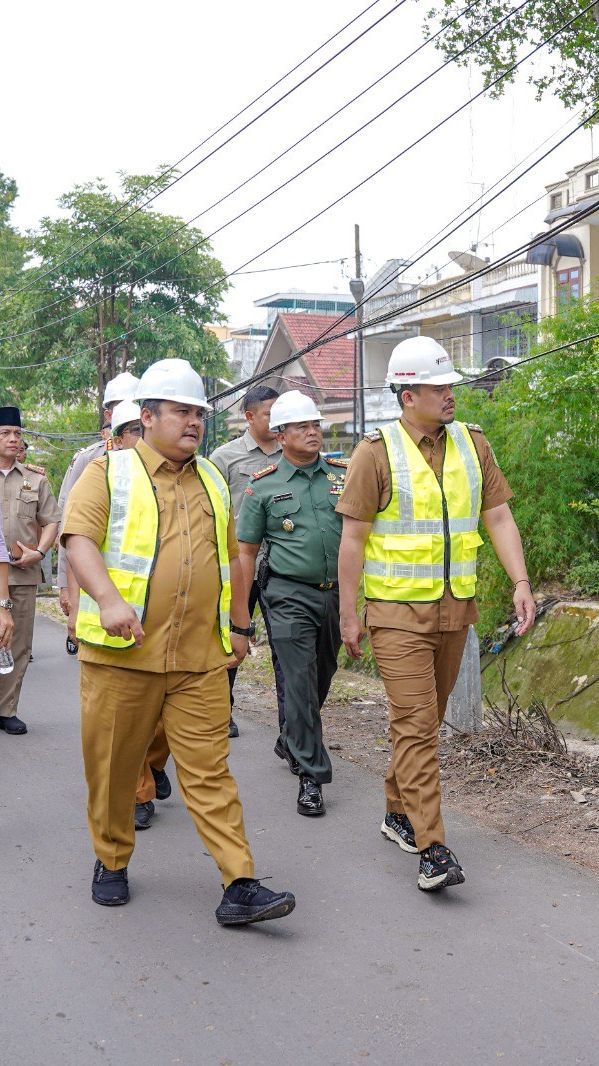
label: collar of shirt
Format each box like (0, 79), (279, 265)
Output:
(277, 454), (328, 481)
(134, 438), (197, 477)
(400, 417), (446, 450)
(243, 428), (282, 456)
(0, 460), (20, 477)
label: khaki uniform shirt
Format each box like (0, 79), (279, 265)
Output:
(0, 462), (61, 587)
(61, 438), (238, 673)
(57, 438), (107, 587)
(335, 420), (513, 632)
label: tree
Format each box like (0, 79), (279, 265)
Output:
(423, 1), (599, 114)
(0, 173), (25, 290)
(0, 171), (230, 412)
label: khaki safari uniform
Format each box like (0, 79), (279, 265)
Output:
(210, 430), (286, 729)
(0, 463), (61, 721)
(61, 438), (254, 884)
(237, 453), (346, 784)
(58, 437), (170, 804)
(336, 420), (512, 850)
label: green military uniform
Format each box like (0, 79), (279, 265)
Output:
(237, 453), (347, 784)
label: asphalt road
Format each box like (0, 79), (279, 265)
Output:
(1, 616), (598, 1066)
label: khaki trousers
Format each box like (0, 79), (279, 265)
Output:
(80, 662), (255, 886)
(0, 586), (37, 719)
(136, 720), (171, 803)
(368, 625), (469, 851)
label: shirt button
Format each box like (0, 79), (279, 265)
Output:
(179, 504), (185, 510)
(180, 590), (185, 597)
(183, 559), (189, 565)
(182, 530), (188, 536)
(174, 621), (180, 628)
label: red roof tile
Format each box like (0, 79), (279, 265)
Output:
(278, 313), (356, 398)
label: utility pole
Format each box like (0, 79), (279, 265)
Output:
(349, 224), (366, 440)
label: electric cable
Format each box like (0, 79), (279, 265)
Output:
(0, 0), (402, 307)
(1, 0), (483, 339)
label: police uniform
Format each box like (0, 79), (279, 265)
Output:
(210, 429), (285, 730)
(0, 461), (61, 722)
(336, 419), (512, 851)
(237, 453), (347, 784)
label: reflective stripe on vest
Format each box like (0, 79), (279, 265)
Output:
(363, 420), (483, 602)
(77, 450), (232, 653)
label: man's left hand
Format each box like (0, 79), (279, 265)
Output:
(12, 542), (43, 569)
(513, 585), (536, 636)
(227, 632), (249, 669)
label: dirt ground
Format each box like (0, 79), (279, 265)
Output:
(37, 597), (598, 877)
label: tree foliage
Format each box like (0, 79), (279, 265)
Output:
(0, 173), (25, 290)
(455, 295), (599, 633)
(423, 0), (599, 114)
(0, 171), (230, 412)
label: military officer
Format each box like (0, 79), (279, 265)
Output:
(0, 406), (61, 735)
(210, 385), (285, 741)
(337, 337), (535, 892)
(62, 359), (295, 925)
(237, 390), (346, 817)
(57, 371), (140, 652)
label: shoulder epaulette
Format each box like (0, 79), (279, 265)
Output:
(364, 430), (381, 442)
(325, 456), (349, 468)
(251, 464), (278, 480)
(24, 462), (46, 476)
(465, 423), (483, 433)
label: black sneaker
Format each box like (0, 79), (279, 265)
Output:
(0, 715), (27, 735)
(215, 878), (295, 926)
(297, 775), (325, 817)
(418, 843), (465, 892)
(92, 861), (129, 906)
(381, 812), (419, 854)
(134, 800), (155, 830)
(228, 717), (239, 739)
(151, 767), (172, 800)
(274, 735), (300, 775)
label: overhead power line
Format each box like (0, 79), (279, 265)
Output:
(0, 1), (593, 376)
(0, 0), (402, 307)
(2, 0), (481, 339)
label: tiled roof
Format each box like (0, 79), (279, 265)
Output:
(278, 312), (356, 398)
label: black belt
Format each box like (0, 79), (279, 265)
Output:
(271, 574), (338, 591)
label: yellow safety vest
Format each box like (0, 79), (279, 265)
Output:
(77, 449), (232, 653)
(364, 420), (483, 603)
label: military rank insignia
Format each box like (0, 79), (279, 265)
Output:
(282, 518), (295, 532)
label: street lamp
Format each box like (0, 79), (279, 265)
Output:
(349, 276), (365, 441)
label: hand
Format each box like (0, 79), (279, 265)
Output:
(67, 607), (78, 643)
(12, 542), (43, 569)
(227, 632), (249, 669)
(513, 584), (536, 636)
(99, 601), (145, 646)
(341, 612), (366, 660)
(58, 587), (71, 617)
(0, 607), (13, 649)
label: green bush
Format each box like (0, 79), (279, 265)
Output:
(566, 555), (599, 596)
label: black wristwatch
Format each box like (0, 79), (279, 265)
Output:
(230, 621), (256, 638)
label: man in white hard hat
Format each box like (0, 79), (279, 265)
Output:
(57, 371), (140, 655)
(337, 336), (535, 892)
(61, 358), (295, 925)
(209, 385), (285, 741)
(237, 389), (347, 817)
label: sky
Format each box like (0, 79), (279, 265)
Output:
(2, 0), (596, 328)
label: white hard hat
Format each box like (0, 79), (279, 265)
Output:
(385, 336), (463, 387)
(111, 399), (141, 433)
(103, 371), (140, 406)
(268, 389), (322, 430)
(135, 358), (212, 411)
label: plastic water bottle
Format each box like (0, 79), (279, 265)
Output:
(0, 648), (14, 674)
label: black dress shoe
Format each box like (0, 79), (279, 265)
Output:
(274, 735), (300, 775)
(151, 767), (172, 800)
(215, 878), (295, 926)
(297, 775), (325, 817)
(228, 717), (239, 739)
(134, 800), (155, 830)
(0, 715), (27, 735)
(92, 860), (129, 906)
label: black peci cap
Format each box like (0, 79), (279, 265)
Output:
(0, 407), (21, 428)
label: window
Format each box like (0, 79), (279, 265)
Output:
(556, 267), (581, 307)
(585, 170), (599, 190)
(550, 192), (563, 210)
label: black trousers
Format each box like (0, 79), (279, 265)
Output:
(228, 580), (286, 730)
(262, 577), (341, 785)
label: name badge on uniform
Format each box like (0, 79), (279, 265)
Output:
(273, 492), (294, 503)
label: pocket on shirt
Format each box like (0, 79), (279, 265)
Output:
(17, 491), (39, 518)
(199, 497), (217, 543)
